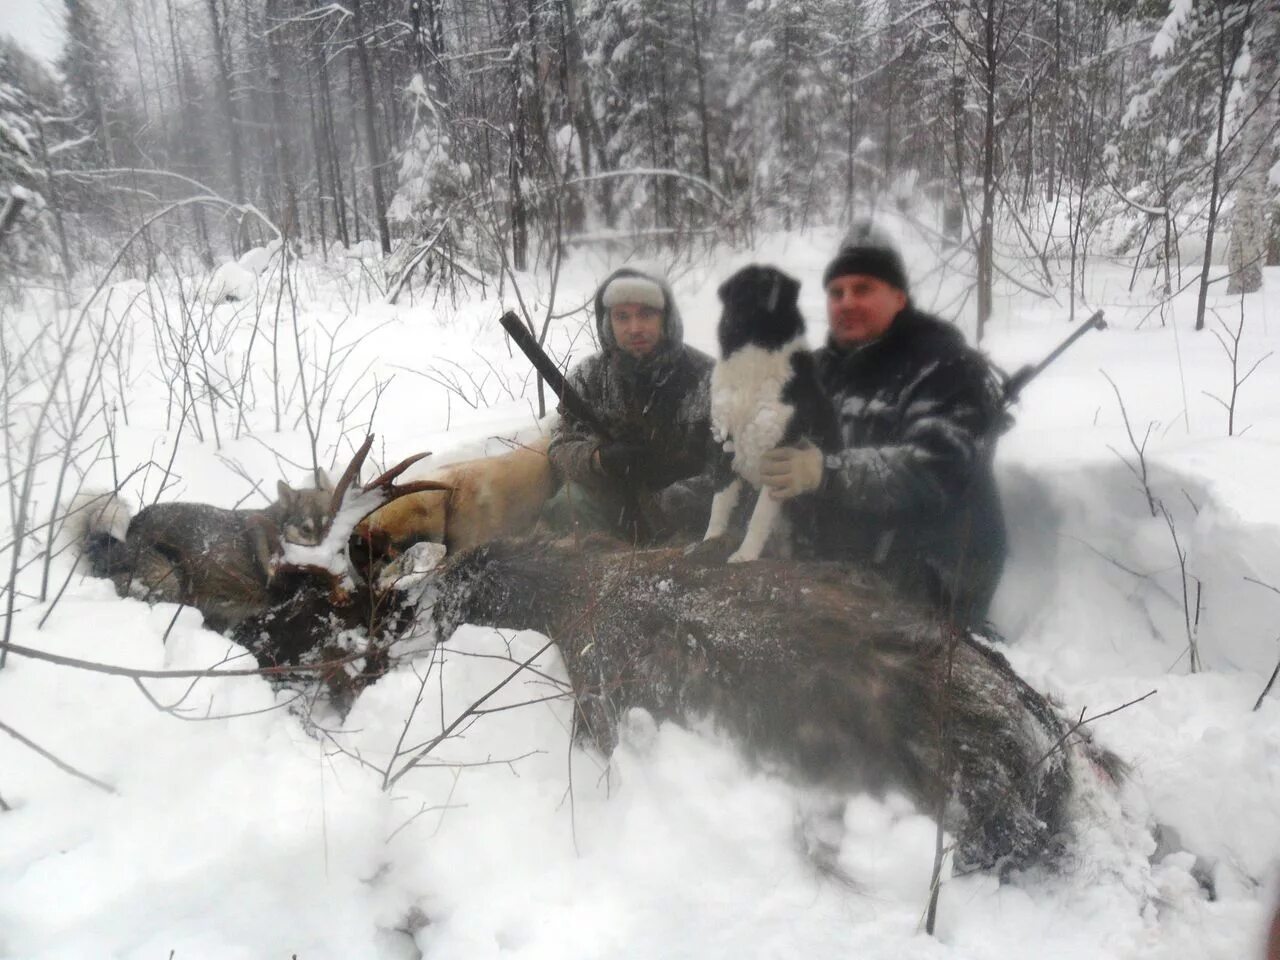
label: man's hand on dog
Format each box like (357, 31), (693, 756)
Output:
(761, 442), (824, 500)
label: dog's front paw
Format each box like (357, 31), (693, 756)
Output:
(726, 548), (758, 564)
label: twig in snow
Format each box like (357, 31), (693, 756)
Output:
(385, 639), (557, 789)
(1159, 501), (1202, 673)
(1255, 652), (1280, 712)
(0, 718), (116, 794)
(1201, 301), (1272, 437)
(2, 639), (367, 679)
(1101, 371), (1158, 518)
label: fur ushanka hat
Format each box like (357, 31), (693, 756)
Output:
(600, 274), (666, 312)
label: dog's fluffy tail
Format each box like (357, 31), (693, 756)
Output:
(66, 491), (132, 578)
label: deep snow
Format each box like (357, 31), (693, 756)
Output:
(1, 217), (1278, 959)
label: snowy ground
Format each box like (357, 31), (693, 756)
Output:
(1, 216), (1278, 959)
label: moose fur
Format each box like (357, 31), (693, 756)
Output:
(432, 536), (1116, 872)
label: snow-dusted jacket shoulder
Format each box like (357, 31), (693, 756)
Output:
(792, 306), (1009, 622)
(548, 346), (713, 489)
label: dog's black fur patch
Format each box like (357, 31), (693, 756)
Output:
(717, 265), (805, 356)
(713, 264), (839, 457)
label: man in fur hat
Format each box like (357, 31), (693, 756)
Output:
(762, 225), (1010, 626)
(544, 266), (714, 541)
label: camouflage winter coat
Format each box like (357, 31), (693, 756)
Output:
(548, 268), (714, 494)
(790, 306), (1010, 625)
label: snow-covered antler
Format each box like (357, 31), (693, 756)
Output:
(324, 435), (449, 536)
(284, 435), (450, 579)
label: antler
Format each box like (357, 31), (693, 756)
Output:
(326, 439), (450, 525)
(328, 433), (376, 519)
(323, 436), (452, 536)
(357, 449), (451, 524)
(364, 451), (432, 490)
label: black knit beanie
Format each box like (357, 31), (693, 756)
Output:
(822, 225), (909, 293)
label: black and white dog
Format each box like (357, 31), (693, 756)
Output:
(703, 265), (838, 562)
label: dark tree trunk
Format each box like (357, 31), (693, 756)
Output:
(317, 49), (350, 248)
(504, 0), (530, 270)
(976, 0), (998, 343)
(559, 0), (612, 223)
(34, 119), (74, 281)
(410, 0), (450, 101)
(305, 57), (329, 255)
(689, 0), (713, 184)
(350, 0), (392, 255)
(204, 0), (246, 203)
(165, 0), (214, 266)
(266, 5), (300, 243)
(1195, 6), (1240, 332)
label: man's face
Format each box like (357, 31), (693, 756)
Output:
(610, 302), (664, 358)
(826, 274), (907, 347)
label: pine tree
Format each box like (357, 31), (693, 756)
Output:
(582, 0), (708, 233)
(724, 0), (829, 230)
(389, 73), (471, 253)
(61, 0), (125, 167)
(0, 40), (55, 281)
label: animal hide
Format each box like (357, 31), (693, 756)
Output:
(432, 536), (1115, 872)
(357, 436), (555, 559)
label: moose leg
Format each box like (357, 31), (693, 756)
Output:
(703, 478), (742, 541)
(729, 490), (782, 563)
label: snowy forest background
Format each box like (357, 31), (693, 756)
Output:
(2, 0), (1278, 330)
(3, 1), (1280, 958)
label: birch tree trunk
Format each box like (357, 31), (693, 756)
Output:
(1227, 2), (1279, 295)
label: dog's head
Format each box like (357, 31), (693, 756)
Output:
(716, 264), (804, 357)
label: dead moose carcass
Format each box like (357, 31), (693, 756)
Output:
(431, 537), (1120, 872)
(78, 438), (442, 693)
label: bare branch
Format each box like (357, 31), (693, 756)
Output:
(0, 718), (117, 794)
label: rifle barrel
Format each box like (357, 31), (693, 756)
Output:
(1004, 309), (1106, 403)
(499, 310), (613, 439)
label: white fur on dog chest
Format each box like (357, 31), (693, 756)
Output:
(710, 341), (803, 486)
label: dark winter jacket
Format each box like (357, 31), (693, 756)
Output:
(790, 306), (1010, 625)
(548, 267), (714, 494)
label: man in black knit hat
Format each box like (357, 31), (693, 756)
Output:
(760, 224), (1010, 627)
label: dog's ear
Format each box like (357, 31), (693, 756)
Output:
(717, 275), (733, 304)
(718, 264), (755, 304)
